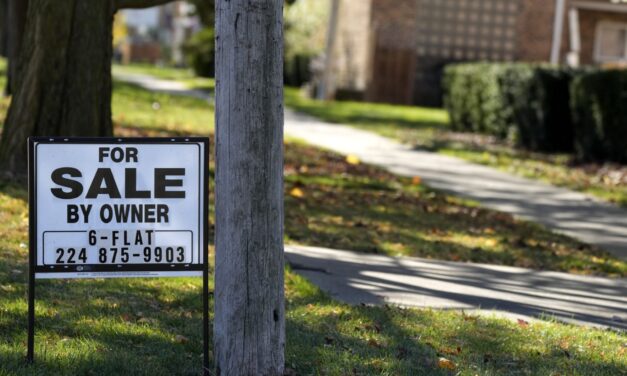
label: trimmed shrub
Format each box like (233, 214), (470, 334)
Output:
(444, 63), (581, 152)
(571, 70), (627, 163)
(500, 65), (577, 152)
(183, 28), (215, 78)
(284, 53), (313, 87)
(443, 63), (511, 137)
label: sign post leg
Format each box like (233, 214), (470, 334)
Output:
(27, 139), (36, 364)
(27, 257), (35, 363)
(203, 252), (209, 375)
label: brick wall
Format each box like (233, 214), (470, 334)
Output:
(366, 0), (418, 104)
(516, 0), (556, 61)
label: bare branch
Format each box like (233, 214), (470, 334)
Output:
(115, 0), (174, 10)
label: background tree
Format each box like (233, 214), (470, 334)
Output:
(4, 0), (28, 95)
(0, 0), (173, 178)
(0, 0), (7, 59)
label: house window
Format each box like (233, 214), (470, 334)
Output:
(595, 22), (627, 62)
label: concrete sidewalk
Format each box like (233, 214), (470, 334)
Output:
(284, 110), (627, 260)
(286, 245), (627, 329)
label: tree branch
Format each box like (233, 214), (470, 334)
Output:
(115, 0), (175, 10)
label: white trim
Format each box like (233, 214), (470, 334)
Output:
(571, 1), (627, 14)
(594, 20), (627, 63)
(569, 8), (581, 53)
(567, 7), (581, 66)
(551, 0), (567, 64)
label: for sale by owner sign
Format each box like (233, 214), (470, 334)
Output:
(29, 137), (209, 279)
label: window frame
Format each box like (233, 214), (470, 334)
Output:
(594, 21), (627, 63)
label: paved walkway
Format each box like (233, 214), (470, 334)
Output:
(284, 110), (627, 260)
(286, 245), (627, 329)
(113, 69), (211, 101)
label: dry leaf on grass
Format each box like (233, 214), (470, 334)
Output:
(437, 357), (456, 370)
(289, 187), (304, 198)
(346, 155), (360, 165)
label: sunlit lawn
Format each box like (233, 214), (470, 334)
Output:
(0, 67), (625, 375)
(1, 180), (626, 375)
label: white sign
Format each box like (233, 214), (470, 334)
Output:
(29, 138), (208, 279)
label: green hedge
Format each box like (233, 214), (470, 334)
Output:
(183, 28), (215, 78)
(443, 63), (511, 137)
(571, 70), (627, 163)
(500, 65), (577, 152)
(443, 63), (577, 152)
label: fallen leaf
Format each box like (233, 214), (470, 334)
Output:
(289, 187), (304, 198)
(437, 357), (456, 370)
(174, 335), (189, 344)
(412, 176), (422, 185)
(346, 155), (360, 165)
(120, 313), (133, 322)
(367, 338), (381, 348)
(517, 319), (529, 328)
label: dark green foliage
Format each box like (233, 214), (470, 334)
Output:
(571, 70), (627, 163)
(284, 53), (312, 87)
(183, 28), (215, 78)
(500, 65), (577, 152)
(442, 63), (511, 137)
(444, 63), (580, 152)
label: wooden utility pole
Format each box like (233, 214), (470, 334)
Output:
(214, 0), (285, 375)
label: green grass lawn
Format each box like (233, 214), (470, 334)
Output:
(1, 182), (626, 375)
(0, 72), (626, 375)
(284, 87), (627, 208)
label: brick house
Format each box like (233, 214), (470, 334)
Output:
(323, 0), (627, 106)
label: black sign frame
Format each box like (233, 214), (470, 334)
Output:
(27, 137), (211, 374)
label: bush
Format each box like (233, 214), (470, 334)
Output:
(183, 28), (215, 78)
(284, 53), (313, 87)
(443, 63), (511, 137)
(500, 65), (577, 152)
(571, 70), (627, 163)
(443, 63), (580, 151)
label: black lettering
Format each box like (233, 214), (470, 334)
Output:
(79, 204), (92, 224)
(100, 204), (113, 223)
(126, 148), (138, 162)
(145, 230), (154, 245)
(157, 204), (169, 223)
(155, 168), (186, 198)
(131, 205), (142, 223)
(111, 147), (124, 163)
(67, 205), (79, 223)
(134, 231), (143, 246)
(113, 204), (131, 222)
(99, 147), (110, 162)
(144, 204), (156, 223)
(125, 169), (150, 198)
(86, 169), (121, 199)
(51, 168), (83, 199)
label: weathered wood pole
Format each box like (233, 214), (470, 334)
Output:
(214, 0), (285, 375)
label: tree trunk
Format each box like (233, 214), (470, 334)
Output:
(214, 0), (285, 374)
(0, 0), (8, 58)
(5, 0), (28, 95)
(0, 0), (114, 178)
